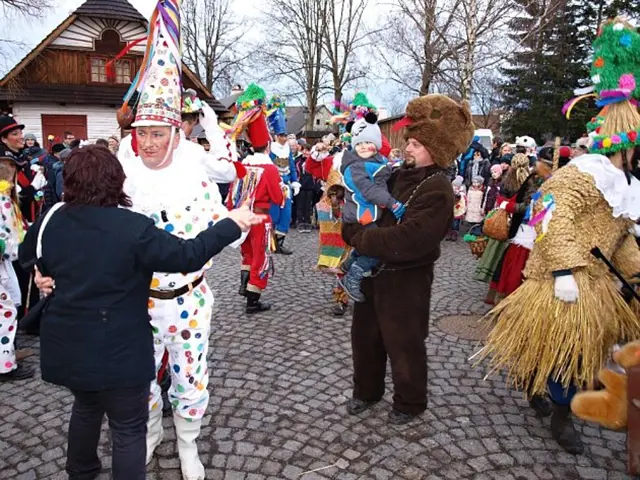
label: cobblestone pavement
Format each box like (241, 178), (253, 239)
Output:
(0, 232), (632, 479)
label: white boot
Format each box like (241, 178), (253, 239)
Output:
(145, 407), (164, 465)
(174, 414), (205, 480)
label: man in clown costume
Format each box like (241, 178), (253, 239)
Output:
(227, 85), (284, 313)
(114, 2), (244, 478)
(268, 98), (300, 255)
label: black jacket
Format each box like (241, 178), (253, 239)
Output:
(0, 144), (36, 221)
(19, 204), (241, 392)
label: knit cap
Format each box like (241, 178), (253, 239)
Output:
(351, 112), (382, 150)
(490, 164), (502, 177)
(452, 175), (464, 187)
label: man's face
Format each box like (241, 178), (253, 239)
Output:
(136, 126), (180, 169)
(355, 142), (377, 158)
(404, 138), (432, 168)
(65, 134), (75, 144)
(276, 134), (287, 145)
(2, 129), (24, 151)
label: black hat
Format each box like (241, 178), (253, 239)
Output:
(0, 115), (24, 137)
(51, 143), (66, 154)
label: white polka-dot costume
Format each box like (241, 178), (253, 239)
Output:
(122, 155), (234, 420)
(0, 194), (24, 374)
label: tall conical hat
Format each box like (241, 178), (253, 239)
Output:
(120, 0), (183, 128)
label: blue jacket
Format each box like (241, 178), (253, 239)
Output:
(341, 151), (395, 225)
(19, 205), (241, 391)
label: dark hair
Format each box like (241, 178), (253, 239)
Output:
(538, 147), (554, 163)
(63, 145), (132, 207)
(64, 131), (74, 138)
(515, 145), (527, 154)
(181, 113), (199, 123)
(69, 139), (81, 149)
(95, 138), (109, 148)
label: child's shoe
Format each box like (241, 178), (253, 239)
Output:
(338, 264), (366, 303)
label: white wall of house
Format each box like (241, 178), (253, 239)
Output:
(13, 103), (121, 144)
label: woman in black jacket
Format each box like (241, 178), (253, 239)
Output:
(19, 145), (262, 480)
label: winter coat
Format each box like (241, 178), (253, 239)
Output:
(0, 144), (36, 222)
(295, 154), (315, 191)
(341, 150), (395, 225)
(18, 204), (241, 391)
(504, 173), (543, 239)
(483, 181), (501, 213)
(465, 188), (485, 223)
(464, 158), (491, 188)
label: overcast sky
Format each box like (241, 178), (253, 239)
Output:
(1, 0), (395, 109)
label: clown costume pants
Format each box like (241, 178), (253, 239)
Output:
(148, 282), (213, 420)
(269, 196), (292, 236)
(0, 285), (18, 374)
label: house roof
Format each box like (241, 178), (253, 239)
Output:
(74, 0), (146, 23)
(220, 91), (242, 109)
(286, 106), (307, 135)
(0, 0), (226, 113)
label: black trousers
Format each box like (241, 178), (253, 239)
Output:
(296, 189), (315, 225)
(66, 385), (149, 480)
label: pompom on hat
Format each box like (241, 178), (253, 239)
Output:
(392, 94), (475, 168)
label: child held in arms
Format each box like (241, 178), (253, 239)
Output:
(338, 113), (405, 302)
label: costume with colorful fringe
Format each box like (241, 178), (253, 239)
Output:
(476, 18), (640, 400)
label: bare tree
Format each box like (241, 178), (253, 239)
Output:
(373, 0), (462, 96)
(181, 0), (249, 97)
(1, 0), (53, 15)
(321, 0), (371, 104)
(256, 0), (329, 130)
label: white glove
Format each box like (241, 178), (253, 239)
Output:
(554, 274), (579, 303)
(31, 171), (47, 190)
(291, 181), (301, 196)
(631, 224), (640, 238)
(198, 101), (218, 133)
(498, 201), (508, 210)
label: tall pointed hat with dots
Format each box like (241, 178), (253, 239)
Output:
(120, 0), (183, 128)
(563, 17), (640, 154)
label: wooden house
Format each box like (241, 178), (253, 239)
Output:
(379, 115), (407, 151)
(0, 0), (226, 145)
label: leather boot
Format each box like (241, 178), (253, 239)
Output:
(174, 414), (205, 480)
(529, 394), (552, 418)
(274, 235), (292, 255)
(145, 407), (164, 465)
(238, 270), (250, 296)
(246, 291), (271, 314)
(550, 404), (584, 455)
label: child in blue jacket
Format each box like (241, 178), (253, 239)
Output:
(339, 113), (405, 302)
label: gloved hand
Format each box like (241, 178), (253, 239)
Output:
(554, 274), (579, 303)
(291, 181), (301, 196)
(391, 201), (406, 220)
(498, 201), (508, 210)
(630, 223), (640, 238)
(198, 101), (218, 133)
(31, 170), (47, 191)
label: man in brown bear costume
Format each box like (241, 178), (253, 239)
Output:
(342, 94), (475, 424)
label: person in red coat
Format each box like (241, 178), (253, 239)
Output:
(227, 110), (284, 314)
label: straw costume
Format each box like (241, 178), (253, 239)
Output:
(226, 85), (284, 314)
(474, 17), (640, 454)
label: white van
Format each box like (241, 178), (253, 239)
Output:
(474, 129), (493, 151)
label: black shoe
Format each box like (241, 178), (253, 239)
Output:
(246, 291), (272, 314)
(346, 398), (377, 415)
(331, 303), (347, 317)
(161, 389), (172, 417)
(0, 363), (34, 382)
(550, 404), (584, 455)
(388, 409), (418, 425)
(238, 271), (250, 297)
(529, 394), (552, 418)
(274, 235), (293, 255)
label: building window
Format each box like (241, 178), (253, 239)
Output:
(90, 57), (132, 84)
(91, 57), (107, 83)
(115, 60), (132, 84)
(316, 118), (320, 126)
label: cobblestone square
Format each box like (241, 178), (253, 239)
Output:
(0, 232), (631, 479)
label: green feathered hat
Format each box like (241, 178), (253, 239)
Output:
(351, 92), (377, 117)
(587, 17), (640, 155)
(236, 83), (266, 112)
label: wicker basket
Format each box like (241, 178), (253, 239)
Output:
(469, 237), (488, 259)
(483, 208), (510, 241)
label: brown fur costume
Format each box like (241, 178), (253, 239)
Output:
(403, 94), (475, 168)
(342, 94), (474, 415)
